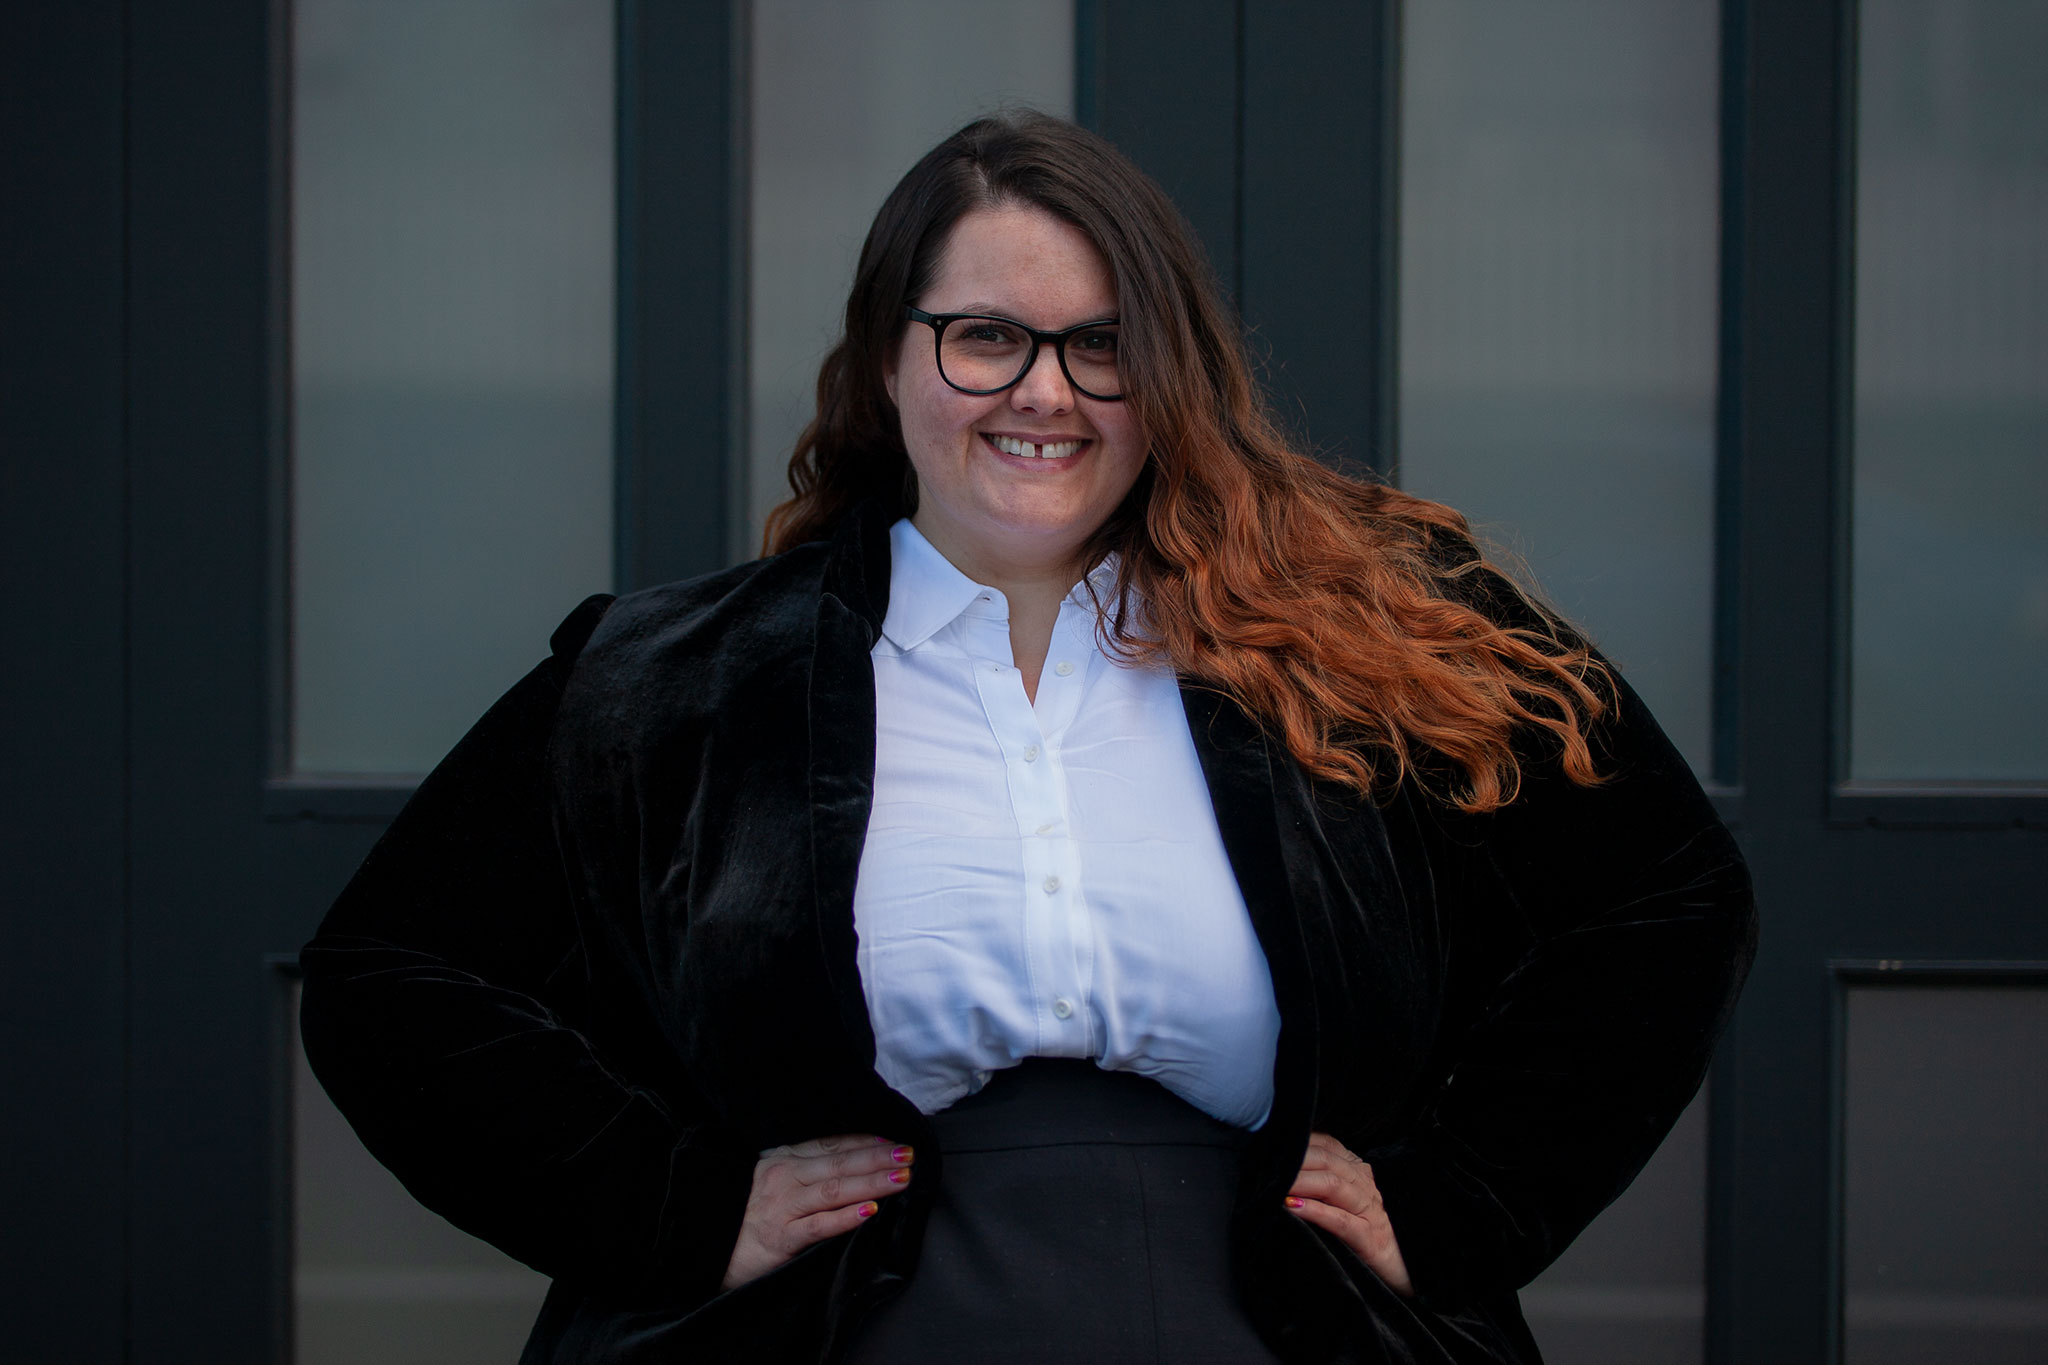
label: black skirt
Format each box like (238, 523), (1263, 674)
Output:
(841, 1059), (1286, 1364)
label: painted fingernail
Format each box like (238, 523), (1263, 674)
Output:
(888, 1168), (911, 1185)
(891, 1145), (914, 1164)
(1284, 1197), (1305, 1210)
(857, 1201), (880, 1219)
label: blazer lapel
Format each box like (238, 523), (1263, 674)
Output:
(1180, 683), (1320, 1174)
(801, 507), (938, 1340)
(802, 506), (928, 1137)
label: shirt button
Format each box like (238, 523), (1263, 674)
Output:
(1042, 875), (1061, 894)
(1035, 822), (1056, 836)
(1022, 744), (1039, 762)
(986, 663), (1001, 673)
(1054, 660), (1074, 676)
(1052, 998), (1074, 1019)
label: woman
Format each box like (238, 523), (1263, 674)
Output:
(300, 113), (1755, 1363)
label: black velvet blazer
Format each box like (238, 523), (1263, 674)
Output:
(299, 501), (1756, 1364)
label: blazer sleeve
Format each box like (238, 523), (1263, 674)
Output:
(297, 594), (758, 1306)
(1362, 565), (1758, 1310)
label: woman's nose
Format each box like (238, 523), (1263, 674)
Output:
(1009, 343), (1075, 414)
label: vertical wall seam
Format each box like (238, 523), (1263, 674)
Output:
(1705, 7), (1749, 1353)
(1231, 0), (1245, 311)
(727, 0), (751, 566)
(1380, 0), (1404, 486)
(612, 0), (634, 592)
(117, 0), (135, 1356)
(1072, 0), (1100, 131)
(271, 0), (297, 784)
(1710, 0), (1747, 795)
(1823, 0), (1857, 795)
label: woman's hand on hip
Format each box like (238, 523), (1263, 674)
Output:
(1285, 1131), (1414, 1298)
(721, 1134), (915, 1291)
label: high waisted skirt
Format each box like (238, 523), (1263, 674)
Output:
(841, 1059), (1285, 1363)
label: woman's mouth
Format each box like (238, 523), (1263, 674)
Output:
(984, 433), (1086, 460)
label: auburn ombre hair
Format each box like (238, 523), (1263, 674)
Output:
(765, 113), (1609, 812)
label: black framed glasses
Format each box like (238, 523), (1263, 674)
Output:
(905, 307), (1124, 401)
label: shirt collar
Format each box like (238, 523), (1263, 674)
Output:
(1071, 554), (1121, 607)
(880, 520), (992, 650)
(880, 519), (1123, 651)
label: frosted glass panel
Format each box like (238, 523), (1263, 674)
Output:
(1843, 984), (2048, 1365)
(748, 0), (1074, 551)
(1399, 0), (1720, 773)
(1523, 1091), (1708, 1365)
(1849, 0), (2048, 780)
(292, 983), (546, 1364)
(291, 0), (614, 775)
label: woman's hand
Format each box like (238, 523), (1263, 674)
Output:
(721, 1134), (916, 1291)
(1285, 1131), (1413, 1298)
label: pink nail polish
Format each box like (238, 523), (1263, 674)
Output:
(891, 1145), (914, 1164)
(1284, 1196), (1305, 1210)
(857, 1201), (879, 1219)
(888, 1168), (910, 1185)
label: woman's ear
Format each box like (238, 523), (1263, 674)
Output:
(882, 347), (899, 409)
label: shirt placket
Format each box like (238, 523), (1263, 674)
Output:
(962, 603), (1091, 1057)
(1036, 599), (1097, 1042)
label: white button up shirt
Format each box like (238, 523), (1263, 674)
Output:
(853, 519), (1282, 1129)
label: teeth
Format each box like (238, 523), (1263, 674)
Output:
(989, 435), (1082, 459)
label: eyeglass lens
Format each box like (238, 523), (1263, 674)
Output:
(938, 317), (1122, 399)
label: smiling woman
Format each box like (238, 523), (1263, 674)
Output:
(881, 205), (1148, 683)
(300, 112), (1755, 1364)
(770, 116), (1621, 811)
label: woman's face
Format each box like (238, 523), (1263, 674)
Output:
(885, 204), (1147, 585)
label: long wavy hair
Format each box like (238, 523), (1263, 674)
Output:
(765, 113), (1608, 812)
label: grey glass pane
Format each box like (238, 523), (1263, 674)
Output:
(291, 983), (547, 1364)
(1843, 984), (2048, 1365)
(291, 0), (614, 776)
(1849, 0), (2048, 781)
(1399, 0), (1721, 774)
(747, 0), (1074, 552)
(1523, 1090), (1708, 1365)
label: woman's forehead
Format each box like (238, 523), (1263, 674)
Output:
(924, 204), (1116, 324)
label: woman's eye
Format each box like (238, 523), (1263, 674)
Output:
(1070, 328), (1119, 359)
(957, 320), (1026, 346)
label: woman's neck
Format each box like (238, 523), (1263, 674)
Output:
(990, 570), (1073, 704)
(908, 517), (1092, 704)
